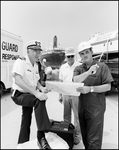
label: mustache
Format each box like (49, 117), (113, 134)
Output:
(84, 56), (88, 59)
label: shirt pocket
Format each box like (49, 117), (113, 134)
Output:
(35, 71), (40, 82)
(26, 68), (33, 79)
(83, 74), (98, 86)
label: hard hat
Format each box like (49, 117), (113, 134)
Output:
(65, 47), (75, 56)
(25, 40), (43, 51)
(78, 41), (92, 53)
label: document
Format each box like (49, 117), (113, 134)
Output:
(46, 81), (84, 96)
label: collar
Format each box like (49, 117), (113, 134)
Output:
(65, 61), (78, 68)
(25, 55), (36, 67)
(82, 59), (97, 70)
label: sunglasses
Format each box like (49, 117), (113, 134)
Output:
(67, 55), (74, 58)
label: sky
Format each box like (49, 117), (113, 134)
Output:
(1, 1), (118, 53)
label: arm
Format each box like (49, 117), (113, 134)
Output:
(14, 73), (48, 100)
(76, 83), (111, 94)
(14, 73), (37, 95)
(58, 69), (63, 103)
(74, 71), (90, 83)
(37, 80), (50, 93)
(59, 79), (63, 97)
(91, 83), (111, 93)
(73, 64), (99, 83)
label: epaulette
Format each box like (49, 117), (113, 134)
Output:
(18, 56), (26, 60)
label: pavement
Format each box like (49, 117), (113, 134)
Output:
(1, 91), (118, 149)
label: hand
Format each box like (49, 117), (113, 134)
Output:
(35, 91), (48, 101)
(76, 86), (91, 94)
(58, 93), (63, 104)
(87, 64), (99, 75)
(41, 87), (51, 93)
(46, 74), (53, 80)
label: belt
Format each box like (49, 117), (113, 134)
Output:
(12, 89), (25, 97)
(12, 89), (16, 97)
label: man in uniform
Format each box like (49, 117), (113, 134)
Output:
(73, 41), (114, 149)
(59, 47), (82, 145)
(11, 40), (51, 149)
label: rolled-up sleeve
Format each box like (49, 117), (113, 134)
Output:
(73, 66), (81, 77)
(12, 59), (25, 77)
(101, 63), (114, 84)
(72, 66), (82, 82)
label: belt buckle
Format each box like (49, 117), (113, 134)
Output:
(12, 89), (16, 97)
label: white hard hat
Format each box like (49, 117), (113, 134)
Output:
(78, 41), (92, 53)
(65, 47), (75, 56)
(25, 40), (43, 51)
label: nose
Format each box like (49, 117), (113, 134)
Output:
(84, 53), (88, 58)
(37, 53), (41, 57)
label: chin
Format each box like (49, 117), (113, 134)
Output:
(83, 60), (89, 64)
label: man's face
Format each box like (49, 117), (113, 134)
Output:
(66, 55), (75, 64)
(79, 48), (93, 63)
(28, 49), (42, 63)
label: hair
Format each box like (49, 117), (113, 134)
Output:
(27, 49), (29, 53)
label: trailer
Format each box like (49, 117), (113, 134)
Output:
(1, 29), (23, 95)
(89, 30), (118, 90)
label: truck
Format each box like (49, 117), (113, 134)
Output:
(88, 30), (118, 91)
(1, 29), (23, 95)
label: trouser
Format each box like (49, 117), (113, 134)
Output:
(11, 90), (51, 144)
(78, 101), (105, 149)
(63, 95), (81, 140)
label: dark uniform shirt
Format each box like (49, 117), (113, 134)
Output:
(73, 60), (114, 108)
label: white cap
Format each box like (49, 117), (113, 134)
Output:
(43, 59), (46, 62)
(65, 47), (75, 56)
(78, 41), (92, 53)
(25, 40), (42, 51)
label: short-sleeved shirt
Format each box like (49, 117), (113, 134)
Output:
(73, 59), (114, 107)
(59, 61), (81, 82)
(12, 55), (39, 92)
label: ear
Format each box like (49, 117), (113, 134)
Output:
(79, 52), (82, 57)
(91, 49), (93, 55)
(27, 49), (29, 54)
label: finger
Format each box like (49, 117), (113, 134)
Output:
(77, 88), (83, 91)
(76, 87), (83, 90)
(40, 97), (46, 101)
(76, 89), (82, 92)
(39, 95), (46, 100)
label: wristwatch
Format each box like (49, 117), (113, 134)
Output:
(90, 86), (94, 92)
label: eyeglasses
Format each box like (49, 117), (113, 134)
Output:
(67, 55), (74, 58)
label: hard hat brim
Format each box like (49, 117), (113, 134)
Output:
(27, 45), (42, 51)
(65, 53), (75, 56)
